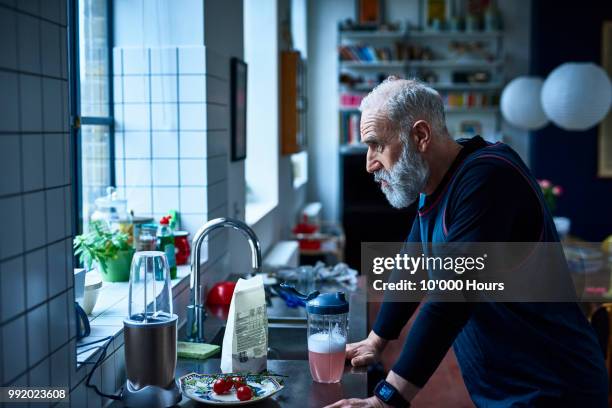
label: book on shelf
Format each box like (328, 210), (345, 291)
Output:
(338, 45), (394, 62)
(340, 111), (362, 145)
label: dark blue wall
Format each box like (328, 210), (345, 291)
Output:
(530, 1), (612, 241)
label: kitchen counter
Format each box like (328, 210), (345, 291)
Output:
(110, 278), (370, 407)
(171, 358), (367, 407)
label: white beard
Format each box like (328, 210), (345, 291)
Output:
(374, 141), (430, 209)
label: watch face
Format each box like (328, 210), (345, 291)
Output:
(379, 383), (394, 401)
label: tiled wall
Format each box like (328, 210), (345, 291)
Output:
(113, 46), (228, 236)
(0, 0), (77, 405)
(113, 45), (232, 288)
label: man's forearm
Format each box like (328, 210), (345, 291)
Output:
(385, 370), (421, 403)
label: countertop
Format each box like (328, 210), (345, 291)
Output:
(110, 278), (369, 407)
(171, 358), (367, 407)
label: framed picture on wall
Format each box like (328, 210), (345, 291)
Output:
(231, 57), (247, 162)
(598, 21), (612, 177)
(357, 0), (383, 27)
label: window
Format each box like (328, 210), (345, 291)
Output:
(244, 0), (279, 225)
(75, 0), (114, 231)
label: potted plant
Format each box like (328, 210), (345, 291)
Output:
(74, 221), (135, 282)
(538, 179), (570, 239)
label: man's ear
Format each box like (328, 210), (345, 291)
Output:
(411, 120), (432, 153)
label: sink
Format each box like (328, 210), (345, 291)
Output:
(210, 324), (309, 360)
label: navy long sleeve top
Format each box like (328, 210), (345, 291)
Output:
(372, 136), (608, 406)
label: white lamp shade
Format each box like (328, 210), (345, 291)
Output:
(501, 76), (549, 130)
(541, 62), (612, 131)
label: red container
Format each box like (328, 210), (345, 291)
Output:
(173, 231), (191, 265)
(207, 282), (236, 306)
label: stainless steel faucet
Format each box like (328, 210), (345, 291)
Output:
(186, 217), (262, 342)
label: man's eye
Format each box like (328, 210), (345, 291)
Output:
(376, 144), (384, 153)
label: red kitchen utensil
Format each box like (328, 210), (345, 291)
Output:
(207, 281), (236, 305)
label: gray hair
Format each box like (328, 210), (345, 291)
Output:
(359, 77), (448, 142)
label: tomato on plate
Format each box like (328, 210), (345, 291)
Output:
(230, 376), (246, 388)
(212, 378), (232, 394)
(236, 385), (253, 401)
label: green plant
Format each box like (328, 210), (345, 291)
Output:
(74, 221), (132, 271)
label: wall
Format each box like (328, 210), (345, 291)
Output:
(232, 0), (308, 274)
(0, 0), (77, 401)
(112, 0), (241, 290)
(306, 0), (532, 221)
(530, 0), (612, 240)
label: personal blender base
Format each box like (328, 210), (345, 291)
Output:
(121, 379), (181, 408)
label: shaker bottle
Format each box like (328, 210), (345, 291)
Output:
(281, 284), (349, 383)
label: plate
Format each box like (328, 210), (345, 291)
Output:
(179, 373), (284, 405)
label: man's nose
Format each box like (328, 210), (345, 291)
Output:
(366, 154), (382, 173)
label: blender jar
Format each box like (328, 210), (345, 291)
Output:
(122, 251), (180, 407)
(306, 291), (349, 383)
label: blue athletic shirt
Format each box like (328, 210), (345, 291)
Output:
(372, 136), (608, 407)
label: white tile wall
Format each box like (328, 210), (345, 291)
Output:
(0, 72), (19, 131)
(123, 131), (150, 158)
(0, 8), (17, 70)
(114, 45), (229, 243)
(17, 13), (40, 73)
(152, 131), (179, 158)
(27, 302), (48, 365)
(2, 315), (27, 383)
(152, 159), (179, 186)
(0, 1), (74, 394)
(23, 191), (46, 250)
(0, 135), (21, 195)
(19, 74), (43, 131)
(0, 256), (25, 321)
(21, 133), (45, 191)
(151, 75), (177, 103)
(25, 248), (46, 308)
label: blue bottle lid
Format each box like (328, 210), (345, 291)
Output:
(306, 292), (349, 315)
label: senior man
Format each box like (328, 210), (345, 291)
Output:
(326, 78), (608, 407)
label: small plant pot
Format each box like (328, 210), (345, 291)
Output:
(98, 249), (135, 282)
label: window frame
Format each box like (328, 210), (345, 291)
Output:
(69, 0), (115, 235)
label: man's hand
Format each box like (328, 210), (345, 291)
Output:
(323, 396), (388, 408)
(346, 331), (388, 367)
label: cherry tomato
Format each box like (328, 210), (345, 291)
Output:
(230, 376), (246, 388)
(236, 385), (253, 401)
(213, 378), (231, 394)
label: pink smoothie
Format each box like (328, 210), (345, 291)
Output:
(308, 332), (346, 383)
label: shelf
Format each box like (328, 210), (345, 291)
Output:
(339, 30), (405, 40)
(445, 106), (500, 113)
(340, 106), (498, 113)
(407, 30), (502, 39)
(341, 82), (503, 93)
(340, 60), (503, 69)
(339, 30), (502, 41)
(340, 61), (406, 69)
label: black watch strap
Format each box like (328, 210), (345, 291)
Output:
(374, 380), (410, 408)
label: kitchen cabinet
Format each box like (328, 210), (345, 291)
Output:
(280, 51), (307, 155)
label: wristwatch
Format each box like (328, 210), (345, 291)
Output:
(374, 380), (410, 408)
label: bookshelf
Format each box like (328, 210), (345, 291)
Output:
(337, 26), (505, 146)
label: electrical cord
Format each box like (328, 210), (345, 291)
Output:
(82, 335), (122, 401)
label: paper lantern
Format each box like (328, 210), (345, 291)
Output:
(501, 76), (549, 130)
(541, 63), (612, 131)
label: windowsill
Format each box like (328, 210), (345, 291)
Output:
(245, 201), (277, 227)
(75, 264), (192, 367)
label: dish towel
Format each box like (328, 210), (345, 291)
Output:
(177, 342), (220, 360)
